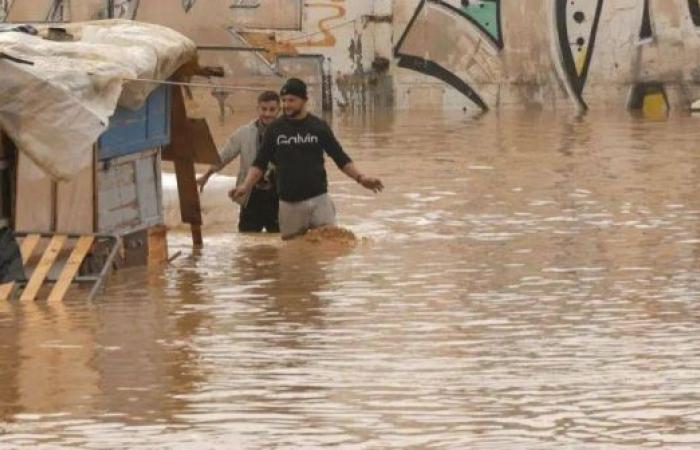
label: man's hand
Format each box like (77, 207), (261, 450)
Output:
(229, 185), (250, 202)
(359, 176), (384, 193)
(196, 172), (212, 193)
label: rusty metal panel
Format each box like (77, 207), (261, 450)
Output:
(97, 149), (163, 234)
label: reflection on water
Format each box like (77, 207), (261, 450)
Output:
(3, 111), (700, 448)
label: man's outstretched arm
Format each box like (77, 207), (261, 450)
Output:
(197, 128), (244, 192)
(341, 162), (384, 193)
(229, 167), (264, 201)
(321, 124), (384, 193)
(231, 125), (275, 201)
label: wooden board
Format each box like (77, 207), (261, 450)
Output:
(147, 225), (169, 266)
(173, 158), (202, 226)
(98, 85), (171, 161)
(48, 236), (94, 303)
(0, 234), (41, 302)
(189, 118), (220, 165)
(20, 234), (41, 264)
(15, 153), (53, 233)
(162, 87), (220, 165)
(20, 235), (66, 302)
(97, 150), (163, 234)
(162, 86), (204, 248)
(0, 283), (14, 302)
(57, 164), (94, 234)
(135, 155), (161, 225)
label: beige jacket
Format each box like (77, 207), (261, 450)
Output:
(214, 120), (260, 205)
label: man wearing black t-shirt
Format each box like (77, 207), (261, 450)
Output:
(230, 78), (384, 239)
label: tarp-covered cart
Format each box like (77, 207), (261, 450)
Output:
(0, 20), (219, 302)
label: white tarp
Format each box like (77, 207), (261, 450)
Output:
(0, 20), (196, 180)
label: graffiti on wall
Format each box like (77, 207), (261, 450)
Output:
(439, 0), (503, 49)
(47, 0), (67, 21)
(237, 0), (348, 64)
(690, 0), (700, 27)
(295, 1), (347, 48)
(395, 0), (700, 112)
(0, 0), (10, 21)
(639, 0), (653, 42)
(554, 0), (604, 109)
(111, 0), (196, 18)
(112, 0), (137, 19)
(394, 0), (502, 111)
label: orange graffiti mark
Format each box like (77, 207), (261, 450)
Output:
(289, 3), (347, 48)
(239, 30), (298, 63)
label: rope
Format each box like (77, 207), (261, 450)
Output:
(122, 77), (272, 92)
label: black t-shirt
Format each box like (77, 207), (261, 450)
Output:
(253, 114), (352, 202)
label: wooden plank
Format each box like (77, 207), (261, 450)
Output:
(97, 158), (139, 233)
(191, 224), (203, 249)
(56, 164), (94, 234)
(135, 154), (160, 224)
(15, 153), (53, 233)
(47, 236), (94, 303)
(0, 283), (14, 302)
(163, 86), (204, 248)
(162, 86), (191, 162)
(20, 234), (41, 264)
(147, 225), (168, 266)
(173, 158), (202, 226)
(0, 234), (40, 302)
(20, 235), (66, 302)
(188, 118), (221, 165)
(162, 87), (220, 165)
(98, 86), (171, 161)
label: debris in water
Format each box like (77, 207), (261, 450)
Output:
(298, 226), (358, 247)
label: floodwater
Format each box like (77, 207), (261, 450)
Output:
(3, 110), (700, 449)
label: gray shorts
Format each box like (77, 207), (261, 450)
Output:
(279, 193), (336, 239)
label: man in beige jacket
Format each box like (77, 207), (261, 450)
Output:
(197, 91), (280, 232)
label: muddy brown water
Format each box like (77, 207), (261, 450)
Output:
(2, 111), (700, 449)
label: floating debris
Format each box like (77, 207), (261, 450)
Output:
(298, 226), (358, 247)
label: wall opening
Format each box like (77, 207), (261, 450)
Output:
(628, 82), (669, 117)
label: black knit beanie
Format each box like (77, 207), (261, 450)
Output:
(280, 78), (308, 100)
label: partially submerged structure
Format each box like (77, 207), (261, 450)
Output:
(0, 19), (219, 301)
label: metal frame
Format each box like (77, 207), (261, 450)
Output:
(13, 231), (121, 301)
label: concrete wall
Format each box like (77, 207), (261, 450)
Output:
(3, 0), (700, 112)
(394, 0), (700, 112)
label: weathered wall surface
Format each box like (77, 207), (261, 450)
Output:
(2, 0), (700, 113)
(394, 0), (700, 112)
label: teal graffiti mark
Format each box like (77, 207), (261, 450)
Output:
(459, 1), (500, 45)
(435, 0), (503, 49)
